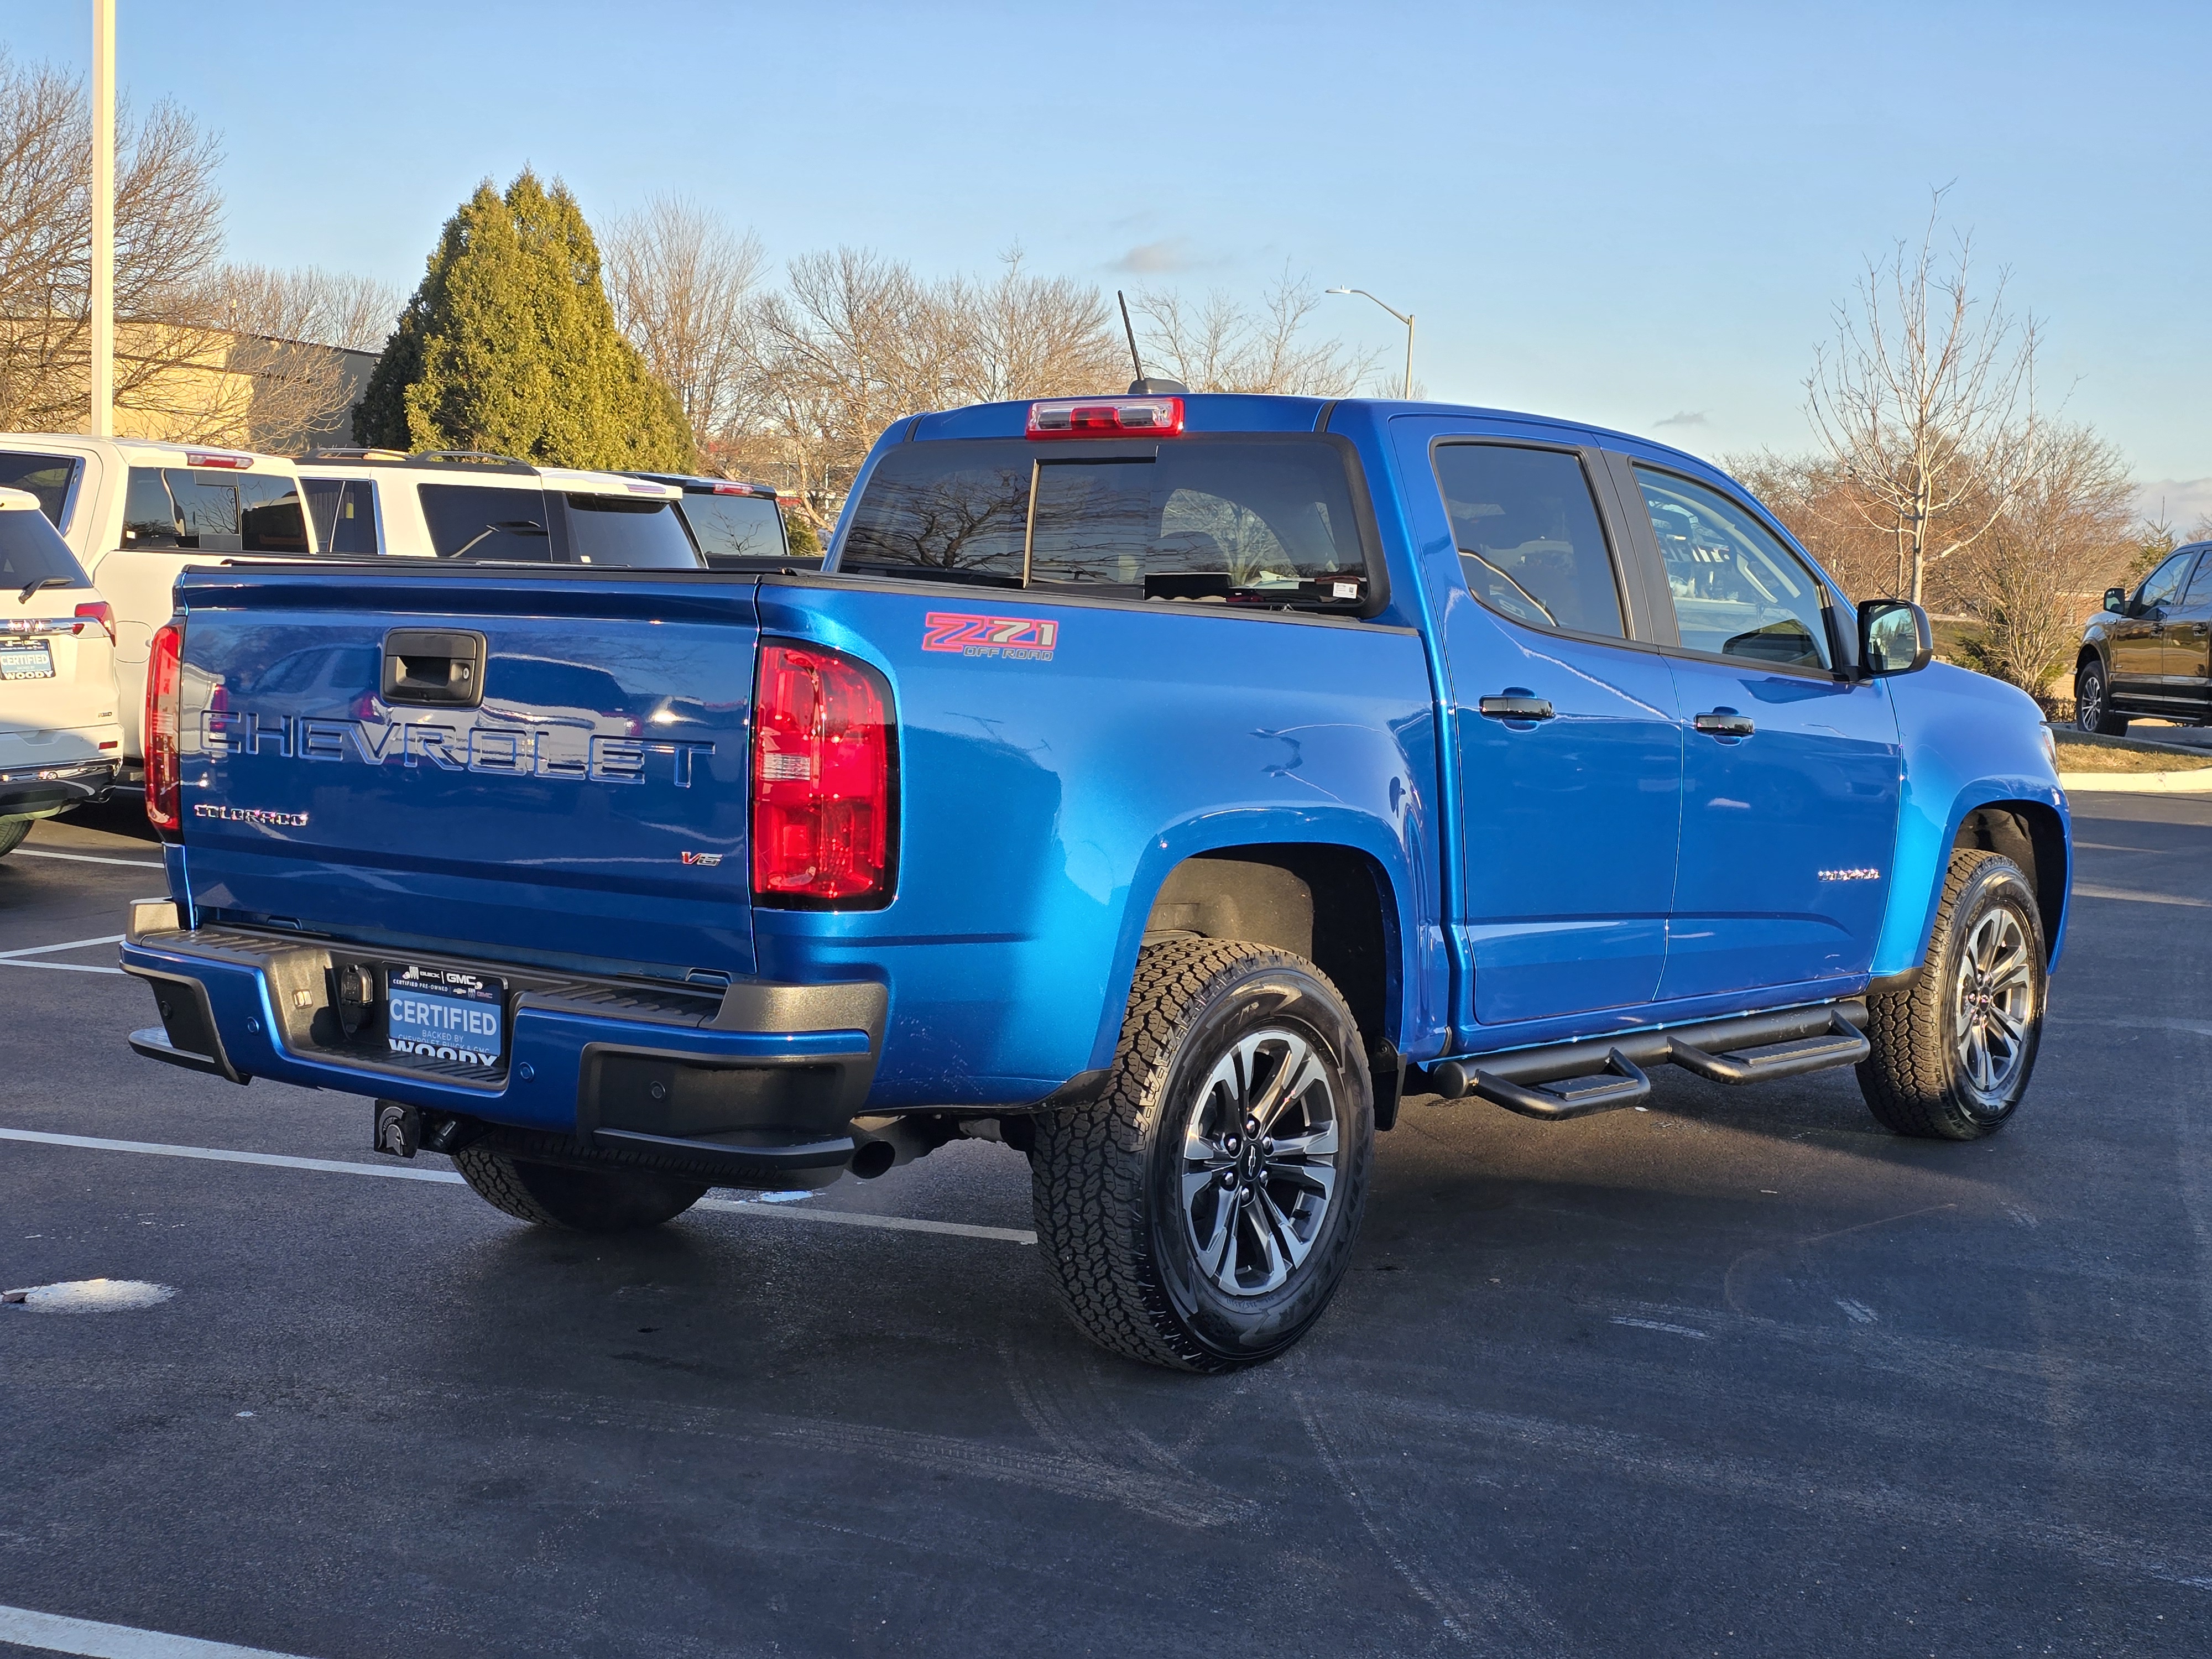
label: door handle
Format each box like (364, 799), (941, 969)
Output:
(1478, 695), (1555, 722)
(1693, 711), (1755, 738)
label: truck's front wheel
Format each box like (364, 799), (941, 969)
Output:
(452, 1147), (707, 1232)
(1030, 939), (1373, 1372)
(1858, 849), (2046, 1140)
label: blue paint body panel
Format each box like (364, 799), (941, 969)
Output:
(133, 395), (2071, 1135)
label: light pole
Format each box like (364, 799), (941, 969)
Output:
(1327, 286), (1413, 399)
(90, 0), (114, 437)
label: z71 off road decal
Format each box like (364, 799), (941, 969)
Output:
(921, 612), (1058, 662)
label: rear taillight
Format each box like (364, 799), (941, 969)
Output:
(145, 622), (184, 832)
(751, 642), (895, 906)
(72, 601), (114, 643)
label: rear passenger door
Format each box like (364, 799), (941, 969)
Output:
(2156, 550), (2212, 719)
(1623, 466), (1901, 1000)
(1417, 436), (1685, 1026)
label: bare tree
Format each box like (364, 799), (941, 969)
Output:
(1955, 425), (2135, 696)
(197, 265), (401, 452)
(603, 196), (764, 465)
(0, 52), (228, 434)
(1133, 268), (1378, 395)
(940, 248), (1123, 404)
(1807, 196), (2040, 604)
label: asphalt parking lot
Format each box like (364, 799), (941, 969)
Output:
(2, 796), (2208, 1659)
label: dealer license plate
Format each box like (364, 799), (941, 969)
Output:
(0, 643), (54, 680)
(384, 964), (505, 1071)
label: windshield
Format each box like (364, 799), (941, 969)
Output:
(0, 451), (80, 528)
(837, 436), (1369, 607)
(676, 493), (790, 565)
(1, 508), (91, 594)
(562, 494), (702, 569)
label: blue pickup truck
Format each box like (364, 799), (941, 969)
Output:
(120, 390), (2069, 1371)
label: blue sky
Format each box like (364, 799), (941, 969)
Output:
(11, 1), (2210, 514)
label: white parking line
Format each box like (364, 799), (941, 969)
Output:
(14, 847), (165, 869)
(0, 1126), (1037, 1243)
(0, 933), (128, 975)
(0, 1600), (314, 1658)
(0, 933), (127, 959)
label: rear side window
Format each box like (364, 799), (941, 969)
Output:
(120, 467), (312, 554)
(560, 494), (701, 568)
(1432, 445), (1624, 639)
(839, 437), (1369, 606)
(0, 451), (81, 528)
(678, 493), (790, 564)
(1635, 468), (1832, 670)
(419, 484), (554, 561)
(0, 507), (90, 592)
(303, 478), (380, 555)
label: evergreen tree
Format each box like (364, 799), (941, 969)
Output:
(357, 170), (694, 471)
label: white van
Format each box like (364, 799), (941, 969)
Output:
(0, 486), (123, 854)
(0, 436), (320, 763)
(296, 450), (698, 569)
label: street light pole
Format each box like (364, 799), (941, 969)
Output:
(90, 0), (115, 438)
(1327, 286), (1414, 399)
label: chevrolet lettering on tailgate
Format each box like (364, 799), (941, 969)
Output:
(202, 709), (713, 785)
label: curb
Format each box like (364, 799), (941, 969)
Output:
(2058, 768), (2212, 795)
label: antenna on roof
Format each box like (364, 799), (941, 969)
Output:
(1118, 290), (1188, 398)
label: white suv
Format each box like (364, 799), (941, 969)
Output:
(0, 486), (123, 855)
(296, 450), (699, 569)
(0, 436), (320, 763)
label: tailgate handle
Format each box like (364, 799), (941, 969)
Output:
(382, 629), (486, 708)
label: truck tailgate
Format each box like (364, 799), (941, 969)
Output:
(170, 566), (759, 978)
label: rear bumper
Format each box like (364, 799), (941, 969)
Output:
(0, 758), (116, 816)
(119, 910), (886, 1185)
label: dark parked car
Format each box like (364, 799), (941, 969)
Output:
(624, 473), (810, 572)
(2074, 540), (2212, 733)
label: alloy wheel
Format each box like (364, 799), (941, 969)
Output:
(1953, 907), (2035, 1098)
(1180, 1029), (1342, 1297)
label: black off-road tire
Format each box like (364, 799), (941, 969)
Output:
(1858, 849), (2046, 1140)
(452, 1146), (707, 1232)
(2074, 661), (2127, 735)
(0, 818), (30, 859)
(1030, 938), (1374, 1373)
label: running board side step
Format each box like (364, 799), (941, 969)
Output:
(1422, 1000), (1867, 1122)
(1666, 1010), (1869, 1084)
(1465, 1048), (1650, 1121)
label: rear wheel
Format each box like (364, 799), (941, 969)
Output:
(1858, 849), (2046, 1140)
(452, 1146), (707, 1232)
(0, 818), (30, 859)
(1030, 938), (1373, 1372)
(2074, 661), (2127, 735)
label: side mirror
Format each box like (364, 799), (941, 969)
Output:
(2103, 587), (2128, 615)
(1859, 598), (1932, 676)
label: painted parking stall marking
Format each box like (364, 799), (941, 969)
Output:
(0, 1127), (1037, 1243)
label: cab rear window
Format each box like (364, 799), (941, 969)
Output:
(121, 468), (311, 554)
(837, 437), (1371, 608)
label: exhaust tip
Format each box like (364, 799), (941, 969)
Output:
(848, 1139), (896, 1181)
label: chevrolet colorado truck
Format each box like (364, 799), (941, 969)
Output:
(118, 391), (2070, 1372)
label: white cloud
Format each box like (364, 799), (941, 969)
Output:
(2133, 478), (2212, 533)
(1653, 410), (1708, 429)
(1109, 238), (1197, 275)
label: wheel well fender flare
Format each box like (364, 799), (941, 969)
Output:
(1091, 811), (1419, 1073)
(1871, 786), (2071, 978)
